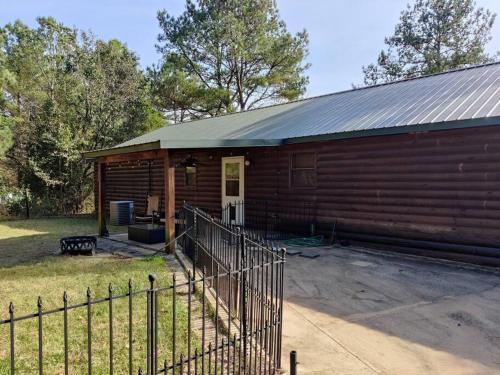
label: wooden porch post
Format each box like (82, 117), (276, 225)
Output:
(97, 160), (106, 236)
(164, 150), (176, 253)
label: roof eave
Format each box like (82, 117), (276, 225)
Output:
(83, 116), (500, 158)
(159, 139), (282, 149)
(283, 116), (500, 145)
(83, 141), (162, 159)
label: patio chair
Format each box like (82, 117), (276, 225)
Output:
(135, 194), (162, 223)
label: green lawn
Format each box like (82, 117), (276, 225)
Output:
(0, 255), (200, 374)
(0, 217), (121, 267)
(0, 218), (201, 374)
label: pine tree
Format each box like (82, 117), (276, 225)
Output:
(362, 0), (497, 85)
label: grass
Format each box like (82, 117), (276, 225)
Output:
(0, 217), (121, 267)
(0, 218), (202, 373)
(0, 255), (200, 374)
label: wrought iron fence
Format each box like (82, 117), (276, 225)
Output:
(220, 200), (317, 240)
(1, 203), (286, 375)
(178, 203), (286, 372)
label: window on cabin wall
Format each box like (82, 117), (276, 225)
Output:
(185, 166), (197, 187)
(290, 152), (316, 188)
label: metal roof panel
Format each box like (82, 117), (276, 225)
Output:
(86, 63), (500, 156)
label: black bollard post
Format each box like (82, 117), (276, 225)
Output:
(290, 350), (298, 375)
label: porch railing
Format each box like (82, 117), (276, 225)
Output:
(177, 203), (286, 372)
(221, 199), (317, 240)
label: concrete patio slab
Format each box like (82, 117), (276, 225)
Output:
(281, 245), (500, 375)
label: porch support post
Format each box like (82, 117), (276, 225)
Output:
(164, 150), (176, 253)
(97, 160), (106, 236)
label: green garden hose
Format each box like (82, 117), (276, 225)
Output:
(282, 235), (325, 247)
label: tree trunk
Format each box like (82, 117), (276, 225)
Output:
(24, 188), (30, 219)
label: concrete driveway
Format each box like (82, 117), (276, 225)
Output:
(281, 245), (500, 375)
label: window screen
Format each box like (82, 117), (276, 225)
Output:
(290, 152), (316, 188)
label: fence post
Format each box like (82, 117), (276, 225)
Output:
(277, 248), (286, 369)
(210, 216), (215, 278)
(9, 302), (15, 375)
(239, 230), (248, 370)
(290, 351), (298, 375)
(87, 288), (92, 375)
(264, 200), (268, 240)
(235, 227), (241, 315)
(37, 296), (43, 375)
(193, 209), (198, 291)
(147, 274), (157, 375)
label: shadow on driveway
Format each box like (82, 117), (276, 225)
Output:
(281, 245), (500, 374)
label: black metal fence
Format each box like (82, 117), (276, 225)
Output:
(1, 204), (286, 375)
(178, 203), (286, 373)
(220, 200), (316, 240)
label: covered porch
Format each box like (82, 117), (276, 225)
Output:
(91, 146), (319, 251)
(94, 149), (176, 252)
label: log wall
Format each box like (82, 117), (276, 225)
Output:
(98, 125), (500, 252)
(103, 159), (165, 216)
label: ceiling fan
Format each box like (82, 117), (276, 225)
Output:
(175, 155), (206, 168)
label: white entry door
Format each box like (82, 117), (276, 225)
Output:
(221, 156), (245, 224)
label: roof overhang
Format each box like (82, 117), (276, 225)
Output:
(83, 116), (500, 159)
(83, 139), (282, 159)
(83, 141), (161, 159)
(158, 138), (282, 149)
(284, 116), (500, 144)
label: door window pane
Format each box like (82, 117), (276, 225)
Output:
(225, 163), (240, 179)
(226, 180), (240, 196)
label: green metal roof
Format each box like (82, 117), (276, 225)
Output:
(85, 62), (500, 158)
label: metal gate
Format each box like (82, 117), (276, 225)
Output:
(178, 203), (286, 372)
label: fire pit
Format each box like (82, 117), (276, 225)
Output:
(60, 236), (97, 255)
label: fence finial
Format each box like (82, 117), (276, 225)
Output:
(9, 301), (14, 314)
(148, 273), (157, 288)
(108, 283), (113, 293)
(37, 296), (43, 308)
(86, 287), (92, 298)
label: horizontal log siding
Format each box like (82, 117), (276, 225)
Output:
(103, 159), (165, 216)
(172, 150), (221, 214)
(98, 125), (500, 250)
(281, 126), (500, 247)
(171, 126), (500, 248)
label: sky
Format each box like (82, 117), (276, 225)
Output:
(1, 0), (500, 97)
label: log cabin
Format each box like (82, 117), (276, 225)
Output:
(84, 62), (500, 265)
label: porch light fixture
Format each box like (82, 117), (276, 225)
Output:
(176, 155), (199, 168)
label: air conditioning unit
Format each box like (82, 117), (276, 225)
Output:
(109, 201), (135, 225)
